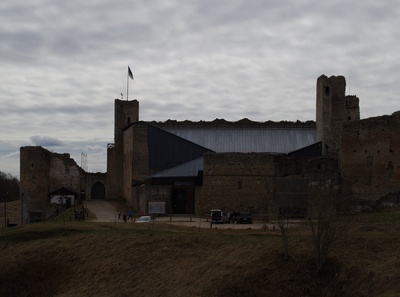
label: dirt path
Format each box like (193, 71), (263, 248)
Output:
(84, 200), (119, 222)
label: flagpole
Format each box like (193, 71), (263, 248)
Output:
(127, 68), (129, 101)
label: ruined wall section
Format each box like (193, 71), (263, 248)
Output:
(20, 146), (86, 217)
(345, 95), (360, 121)
(341, 112), (400, 202)
(151, 118), (316, 129)
(49, 152), (85, 194)
(20, 146), (51, 216)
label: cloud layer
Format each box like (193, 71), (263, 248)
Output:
(1, 0), (400, 177)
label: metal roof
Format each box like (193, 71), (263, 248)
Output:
(150, 157), (203, 178)
(160, 127), (317, 153)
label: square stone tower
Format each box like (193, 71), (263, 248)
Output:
(316, 75), (360, 156)
(107, 99), (139, 200)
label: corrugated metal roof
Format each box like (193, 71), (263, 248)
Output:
(160, 127), (317, 153)
(150, 157), (203, 178)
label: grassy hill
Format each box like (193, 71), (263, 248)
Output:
(0, 203), (399, 297)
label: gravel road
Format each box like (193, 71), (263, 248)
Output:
(84, 199), (274, 230)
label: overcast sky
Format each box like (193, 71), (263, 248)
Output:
(1, 0), (399, 178)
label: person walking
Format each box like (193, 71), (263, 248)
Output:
(128, 208), (133, 221)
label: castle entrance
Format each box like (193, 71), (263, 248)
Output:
(91, 182), (105, 199)
(171, 186), (195, 214)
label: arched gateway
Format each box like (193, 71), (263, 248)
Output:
(91, 182), (105, 199)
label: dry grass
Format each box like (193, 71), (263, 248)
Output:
(0, 200), (20, 225)
(0, 207), (400, 296)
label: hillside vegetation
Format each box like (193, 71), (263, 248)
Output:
(0, 204), (399, 296)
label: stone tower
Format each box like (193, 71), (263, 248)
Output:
(316, 75), (360, 156)
(107, 99), (139, 200)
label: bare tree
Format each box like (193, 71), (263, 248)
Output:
(307, 179), (352, 274)
(274, 208), (303, 261)
(274, 211), (291, 261)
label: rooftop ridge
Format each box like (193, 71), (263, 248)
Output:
(148, 118), (316, 128)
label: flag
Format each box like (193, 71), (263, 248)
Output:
(128, 66), (133, 80)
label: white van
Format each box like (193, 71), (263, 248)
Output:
(210, 209), (227, 223)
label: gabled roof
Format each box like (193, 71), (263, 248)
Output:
(159, 126), (316, 153)
(48, 187), (77, 196)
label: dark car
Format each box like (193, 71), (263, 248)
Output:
(227, 211), (240, 224)
(236, 212), (253, 224)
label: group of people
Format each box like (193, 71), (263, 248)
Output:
(118, 208), (133, 222)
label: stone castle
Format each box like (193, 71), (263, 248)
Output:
(19, 75), (400, 220)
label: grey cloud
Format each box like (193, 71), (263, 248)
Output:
(1, 0), (400, 176)
(30, 135), (65, 146)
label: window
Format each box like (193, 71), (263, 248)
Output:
(324, 86), (330, 97)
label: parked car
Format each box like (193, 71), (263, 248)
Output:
(227, 211), (240, 223)
(210, 209), (228, 223)
(136, 216), (154, 223)
(236, 212), (253, 224)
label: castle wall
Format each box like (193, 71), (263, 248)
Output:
(199, 153), (305, 216)
(129, 123), (150, 181)
(341, 112), (400, 202)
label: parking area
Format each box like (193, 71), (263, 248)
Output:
(155, 216), (273, 230)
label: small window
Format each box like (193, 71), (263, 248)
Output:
(238, 181), (242, 190)
(127, 117), (131, 124)
(324, 86), (330, 97)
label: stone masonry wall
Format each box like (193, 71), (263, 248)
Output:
(200, 152), (303, 216)
(20, 146), (51, 216)
(20, 146), (86, 217)
(107, 99), (139, 202)
(341, 112), (400, 202)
